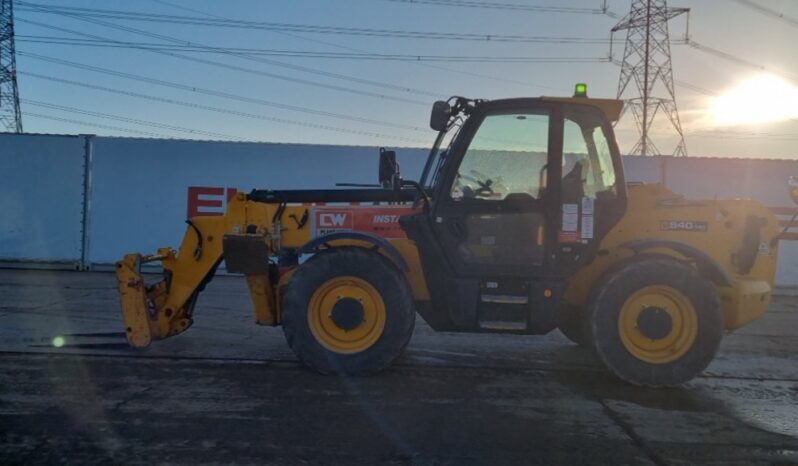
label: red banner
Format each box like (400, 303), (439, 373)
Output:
(186, 186), (238, 218)
(311, 206), (418, 239)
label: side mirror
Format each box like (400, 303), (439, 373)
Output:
(378, 148), (399, 188)
(790, 176), (798, 205)
(430, 100), (451, 132)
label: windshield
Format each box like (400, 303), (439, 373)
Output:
(450, 111), (549, 201)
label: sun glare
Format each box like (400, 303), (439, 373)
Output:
(711, 75), (798, 127)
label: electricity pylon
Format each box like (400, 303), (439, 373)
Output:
(0, 0), (22, 133)
(613, 0), (688, 156)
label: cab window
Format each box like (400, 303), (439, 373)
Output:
(450, 112), (549, 201)
(562, 111), (617, 200)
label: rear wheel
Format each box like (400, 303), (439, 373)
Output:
(282, 247), (415, 375)
(588, 258), (722, 387)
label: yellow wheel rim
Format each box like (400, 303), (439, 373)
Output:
(308, 276), (386, 354)
(618, 285), (698, 364)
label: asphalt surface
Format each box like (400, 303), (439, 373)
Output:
(1, 269), (797, 465)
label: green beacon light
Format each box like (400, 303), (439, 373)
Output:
(574, 83), (588, 98)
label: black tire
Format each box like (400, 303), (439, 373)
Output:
(557, 304), (589, 348)
(282, 247), (415, 375)
(588, 257), (723, 387)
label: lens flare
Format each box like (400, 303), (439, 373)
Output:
(52, 336), (65, 348)
(711, 75), (798, 127)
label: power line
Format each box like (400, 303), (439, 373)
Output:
(16, 2), (618, 44)
(382, 0), (622, 18)
(15, 52), (426, 132)
(15, 21), (705, 141)
(610, 57), (716, 97)
(22, 98), (253, 140)
(148, 0), (566, 93)
(15, 35), (610, 63)
(25, 111), (171, 138)
(18, 70), (428, 143)
(20, 0), (622, 99)
(381, 0), (605, 14)
(689, 130), (798, 142)
(673, 79), (716, 96)
(16, 17), (431, 106)
(20, 4), (446, 100)
(686, 39), (798, 83)
(732, 0), (798, 29)
(155, 0), (573, 120)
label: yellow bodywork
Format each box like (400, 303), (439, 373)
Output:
(116, 187), (780, 348)
(116, 192), (428, 347)
(564, 184), (780, 331)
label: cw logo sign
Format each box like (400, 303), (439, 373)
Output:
(318, 211), (352, 229)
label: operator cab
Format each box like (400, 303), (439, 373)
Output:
(400, 85), (628, 333)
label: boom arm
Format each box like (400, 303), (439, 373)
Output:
(116, 200), (244, 347)
(115, 190), (420, 348)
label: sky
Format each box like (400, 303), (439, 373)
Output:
(9, 0), (798, 158)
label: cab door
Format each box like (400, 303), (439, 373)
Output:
(434, 109), (558, 277)
(422, 105), (564, 332)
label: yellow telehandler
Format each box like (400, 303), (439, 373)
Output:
(116, 85), (793, 386)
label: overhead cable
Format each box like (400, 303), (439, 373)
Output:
(25, 111), (171, 138)
(22, 99), (252, 140)
(16, 17), (431, 106)
(18, 70), (428, 142)
(16, 36), (609, 63)
(148, 0), (566, 93)
(17, 2), (618, 44)
(687, 39), (798, 83)
(732, 0), (798, 29)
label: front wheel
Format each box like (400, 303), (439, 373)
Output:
(588, 257), (723, 387)
(282, 247), (415, 375)
(557, 305), (590, 348)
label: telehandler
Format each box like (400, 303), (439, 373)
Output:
(116, 85), (793, 386)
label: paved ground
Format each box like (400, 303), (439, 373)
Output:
(1, 269), (797, 465)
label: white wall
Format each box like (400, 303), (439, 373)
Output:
(87, 137), (428, 263)
(662, 157), (798, 205)
(0, 133), (87, 266)
(620, 155), (662, 184)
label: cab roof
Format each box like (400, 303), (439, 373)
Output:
(468, 96), (624, 123)
(542, 96), (624, 122)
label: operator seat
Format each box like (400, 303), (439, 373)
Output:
(562, 160), (586, 204)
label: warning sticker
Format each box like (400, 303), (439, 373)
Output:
(581, 197), (594, 240)
(581, 214), (594, 239)
(562, 204), (579, 232)
(581, 197), (594, 215)
(311, 206), (418, 239)
(558, 230), (582, 243)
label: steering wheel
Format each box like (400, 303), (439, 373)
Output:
(459, 170), (495, 197)
(469, 169), (496, 197)
(474, 178), (494, 196)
